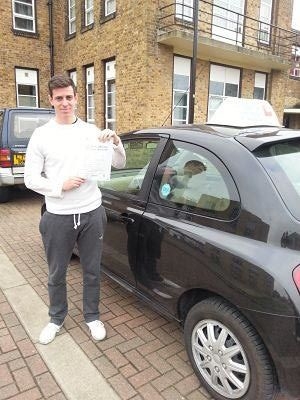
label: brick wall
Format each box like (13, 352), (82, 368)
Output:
(0, 0), (298, 130)
(0, 2), (51, 108)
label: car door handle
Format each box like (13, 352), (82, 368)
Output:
(120, 213), (135, 224)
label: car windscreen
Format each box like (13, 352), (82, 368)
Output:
(254, 139), (300, 220)
(8, 111), (53, 146)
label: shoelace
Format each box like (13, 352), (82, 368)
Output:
(73, 213), (81, 229)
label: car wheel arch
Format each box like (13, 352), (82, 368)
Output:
(178, 290), (279, 388)
(183, 295), (278, 399)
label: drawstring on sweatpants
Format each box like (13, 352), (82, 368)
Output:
(73, 214), (81, 229)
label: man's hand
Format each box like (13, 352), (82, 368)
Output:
(98, 129), (120, 146)
(62, 177), (85, 191)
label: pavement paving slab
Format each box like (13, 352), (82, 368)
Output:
(0, 189), (210, 400)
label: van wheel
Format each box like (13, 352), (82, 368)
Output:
(184, 297), (277, 400)
(0, 187), (11, 203)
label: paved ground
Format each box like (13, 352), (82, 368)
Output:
(0, 189), (211, 400)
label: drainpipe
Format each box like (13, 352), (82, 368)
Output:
(188, 0), (199, 124)
(47, 0), (54, 77)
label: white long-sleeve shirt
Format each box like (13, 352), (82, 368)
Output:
(24, 118), (126, 214)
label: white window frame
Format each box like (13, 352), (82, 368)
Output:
(175, 0), (193, 22)
(253, 72), (267, 99)
(208, 64), (240, 120)
(69, 70), (77, 86)
(105, 60), (116, 130)
(172, 56), (191, 125)
(258, 0), (272, 44)
(291, 46), (300, 78)
(12, 0), (36, 33)
(212, 0), (244, 45)
(68, 0), (76, 34)
(105, 0), (116, 16)
(85, 0), (94, 25)
(15, 68), (38, 108)
(86, 66), (95, 123)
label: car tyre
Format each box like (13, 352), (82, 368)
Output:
(0, 187), (11, 203)
(184, 297), (277, 400)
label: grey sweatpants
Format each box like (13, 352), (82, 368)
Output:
(39, 206), (107, 325)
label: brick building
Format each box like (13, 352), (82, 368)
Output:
(0, 0), (299, 132)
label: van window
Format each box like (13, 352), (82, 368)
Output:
(8, 111), (53, 145)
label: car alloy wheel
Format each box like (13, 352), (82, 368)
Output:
(184, 297), (277, 400)
(191, 319), (249, 398)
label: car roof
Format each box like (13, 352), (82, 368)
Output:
(124, 124), (300, 152)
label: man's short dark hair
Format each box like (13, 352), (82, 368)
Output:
(48, 74), (76, 97)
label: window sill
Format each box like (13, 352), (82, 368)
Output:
(12, 29), (39, 39)
(81, 23), (94, 34)
(100, 12), (116, 25)
(65, 32), (76, 41)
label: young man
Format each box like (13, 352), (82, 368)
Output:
(25, 74), (126, 344)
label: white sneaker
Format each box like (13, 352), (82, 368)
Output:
(86, 320), (106, 341)
(39, 322), (63, 345)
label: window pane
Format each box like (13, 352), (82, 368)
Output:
(15, 3), (33, 16)
(225, 83), (238, 97)
(15, 17), (33, 31)
(174, 74), (189, 90)
(209, 81), (224, 96)
(87, 83), (94, 95)
(18, 96), (37, 107)
(18, 84), (36, 96)
(253, 87), (265, 99)
(174, 106), (187, 120)
(107, 92), (115, 105)
(10, 112), (53, 142)
(106, 0), (116, 15)
(87, 108), (94, 121)
(151, 141), (240, 219)
(174, 92), (188, 107)
(70, 7), (76, 19)
(70, 20), (76, 33)
(88, 96), (94, 108)
(255, 140), (300, 220)
(107, 81), (116, 92)
(107, 106), (116, 119)
(86, 10), (94, 25)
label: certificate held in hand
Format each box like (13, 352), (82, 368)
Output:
(78, 141), (113, 181)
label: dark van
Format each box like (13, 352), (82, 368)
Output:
(0, 107), (54, 202)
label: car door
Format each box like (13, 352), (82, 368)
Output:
(135, 139), (240, 315)
(98, 135), (166, 287)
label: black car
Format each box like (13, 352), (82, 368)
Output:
(98, 112), (300, 399)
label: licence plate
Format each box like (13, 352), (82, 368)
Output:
(13, 153), (26, 166)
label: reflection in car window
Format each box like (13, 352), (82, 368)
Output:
(254, 139), (300, 221)
(98, 138), (158, 194)
(150, 140), (240, 219)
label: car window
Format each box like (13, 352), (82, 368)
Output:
(98, 138), (159, 194)
(254, 139), (300, 221)
(8, 111), (53, 145)
(150, 140), (240, 220)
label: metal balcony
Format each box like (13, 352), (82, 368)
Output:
(158, 1), (299, 71)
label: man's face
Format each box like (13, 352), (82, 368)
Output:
(49, 86), (77, 122)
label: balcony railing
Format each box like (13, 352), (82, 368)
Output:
(158, 1), (299, 61)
